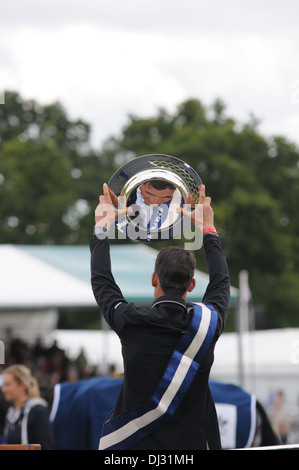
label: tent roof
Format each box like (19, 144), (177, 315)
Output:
(0, 243), (238, 309)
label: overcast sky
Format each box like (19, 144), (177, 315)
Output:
(1, 0), (299, 148)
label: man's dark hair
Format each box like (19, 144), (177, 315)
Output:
(149, 181), (176, 191)
(154, 246), (196, 297)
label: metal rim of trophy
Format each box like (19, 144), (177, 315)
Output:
(108, 154), (202, 241)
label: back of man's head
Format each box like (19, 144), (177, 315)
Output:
(154, 246), (196, 297)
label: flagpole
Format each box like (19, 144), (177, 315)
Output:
(237, 270), (250, 388)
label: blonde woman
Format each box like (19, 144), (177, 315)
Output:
(1, 364), (54, 449)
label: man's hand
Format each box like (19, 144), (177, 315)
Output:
(199, 184), (216, 232)
(95, 183), (130, 230)
(177, 184), (216, 233)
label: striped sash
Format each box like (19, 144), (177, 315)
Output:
(99, 302), (218, 450)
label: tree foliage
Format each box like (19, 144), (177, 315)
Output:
(1, 92), (299, 328)
(0, 91), (102, 244)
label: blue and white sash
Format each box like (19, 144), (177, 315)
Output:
(98, 302), (218, 450)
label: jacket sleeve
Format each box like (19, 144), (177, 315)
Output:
(28, 406), (54, 450)
(90, 235), (128, 331)
(202, 233), (231, 334)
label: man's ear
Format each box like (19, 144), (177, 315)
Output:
(152, 272), (158, 287)
(187, 278), (196, 293)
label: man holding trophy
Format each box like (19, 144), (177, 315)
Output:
(90, 155), (230, 450)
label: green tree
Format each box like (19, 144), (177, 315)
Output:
(0, 91), (104, 244)
(0, 91), (91, 157)
(0, 138), (74, 243)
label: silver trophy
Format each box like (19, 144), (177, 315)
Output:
(108, 154), (202, 241)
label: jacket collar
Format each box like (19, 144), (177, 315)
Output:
(151, 295), (187, 310)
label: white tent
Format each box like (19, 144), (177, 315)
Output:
(211, 328), (299, 408)
(48, 326), (299, 411)
(0, 243), (238, 309)
(0, 244), (96, 342)
(0, 245), (94, 309)
(0, 243), (238, 342)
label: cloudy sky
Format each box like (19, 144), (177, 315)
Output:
(1, 0), (299, 148)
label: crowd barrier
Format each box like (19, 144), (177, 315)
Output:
(238, 444), (299, 450)
(0, 444), (41, 450)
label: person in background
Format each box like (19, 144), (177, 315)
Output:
(268, 390), (292, 444)
(1, 364), (54, 449)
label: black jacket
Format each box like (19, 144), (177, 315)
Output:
(4, 401), (54, 450)
(90, 233), (230, 450)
